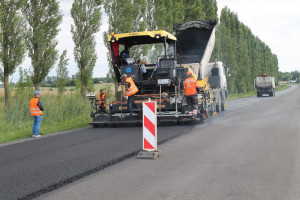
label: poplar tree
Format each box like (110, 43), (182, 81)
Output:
(214, 7), (278, 93)
(71, 0), (102, 97)
(57, 50), (69, 95)
(0, 0), (26, 106)
(201, 0), (218, 20)
(23, 0), (62, 91)
(184, 0), (203, 21)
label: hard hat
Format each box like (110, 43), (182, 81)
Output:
(121, 74), (128, 78)
(186, 71), (192, 75)
(34, 91), (41, 96)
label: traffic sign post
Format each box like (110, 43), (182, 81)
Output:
(137, 101), (161, 159)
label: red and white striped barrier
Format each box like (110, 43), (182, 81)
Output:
(143, 101), (157, 151)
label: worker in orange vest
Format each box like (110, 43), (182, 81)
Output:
(122, 74), (139, 115)
(98, 89), (107, 113)
(184, 71), (200, 117)
(30, 91), (44, 138)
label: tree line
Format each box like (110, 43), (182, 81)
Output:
(213, 7), (279, 93)
(278, 71), (300, 82)
(0, 0), (278, 107)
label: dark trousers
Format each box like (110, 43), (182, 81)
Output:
(186, 95), (198, 111)
(99, 103), (106, 112)
(127, 95), (138, 114)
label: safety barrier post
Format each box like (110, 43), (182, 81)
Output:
(137, 101), (161, 159)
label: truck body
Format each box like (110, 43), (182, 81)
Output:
(255, 76), (275, 97)
(206, 61), (228, 111)
(174, 20), (228, 112)
(88, 20), (228, 126)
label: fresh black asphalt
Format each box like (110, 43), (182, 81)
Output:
(0, 119), (195, 199)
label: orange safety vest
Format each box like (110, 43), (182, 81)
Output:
(184, 77), (199, 96)
(98, 94), (107, 108)
(29, 98), (43, 116)
(124, 77), (139, 96)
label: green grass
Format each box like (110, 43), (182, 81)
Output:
(227, 84), (290, 100)
(0, 83), (116, 144)
(0, 117), (89, 143)
(227, 90), (256, 100)
(0, 92), (91, 144)
(275, 84), (290, 91)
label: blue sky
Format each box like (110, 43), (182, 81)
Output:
(7, 0), (300, 83)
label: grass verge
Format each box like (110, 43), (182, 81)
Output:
(0, 92), (91, 144)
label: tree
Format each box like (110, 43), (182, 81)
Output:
(71, 0), (102, 97)
(214, 7), (278, 93)
(184, 0), (203, 21)
(201, 0), (218, 20)
(57, 50), (69, 95)
(23, 0), (62, 91)
(0, 0), (26, 106)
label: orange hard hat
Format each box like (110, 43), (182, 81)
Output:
(186, 71), (192, 75)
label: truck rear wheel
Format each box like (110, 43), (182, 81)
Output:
(221, 102), (225, 111)
(269, 89), (274, 97)
(216, 98), (221, 112)
(257, 91), (262, 97)
(220, 92), (225, 111)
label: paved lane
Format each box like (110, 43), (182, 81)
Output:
(37, 85), (300, 200)
(0, 85), (298, 199)
(0, 117), (193, 199)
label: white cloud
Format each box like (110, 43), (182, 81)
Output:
(217, 0), (300, 72)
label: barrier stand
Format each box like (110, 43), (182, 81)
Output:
(137, 100), (161, 159)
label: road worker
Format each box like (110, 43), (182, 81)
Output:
(98, 89), (107, 113)
(30, 91), (44, 137)
(184, 71), (200, 118)
(121, 74), (139, 115)
(120, 46), (130, 59)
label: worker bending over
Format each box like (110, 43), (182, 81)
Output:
(122, 74), (139, 115)
(98, 89), (107, 113)
(184, 71), (200, 117)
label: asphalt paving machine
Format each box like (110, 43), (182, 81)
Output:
(89, 20), (222, 126)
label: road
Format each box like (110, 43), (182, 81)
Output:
(1, 85), (299, 200)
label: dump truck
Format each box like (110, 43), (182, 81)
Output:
(88, 20), (228, 126)
(255, 74), (275, 97)
(174, 20), (228, 112)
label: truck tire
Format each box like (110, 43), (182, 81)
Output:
(257, 91), (262, 97)
(221, 102), (225, 111)
(216, 98), (221, 112)
(269, 89), (274, 97)
(220, 92), (225, 111)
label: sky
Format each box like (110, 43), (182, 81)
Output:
(7, 0), (300, 83)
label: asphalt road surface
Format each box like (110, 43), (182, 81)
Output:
(1, 85), (299, 200)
